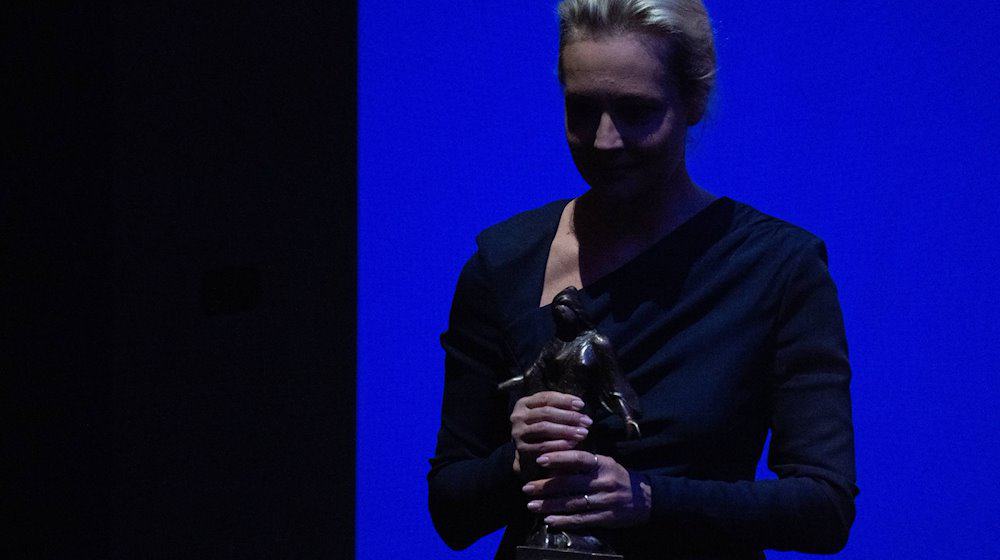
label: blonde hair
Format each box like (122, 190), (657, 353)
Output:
(557, 0), (716, 123)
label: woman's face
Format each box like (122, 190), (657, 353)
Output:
(561, 32), (688, 204)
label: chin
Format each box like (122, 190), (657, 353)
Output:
(583, 176), (652, 206)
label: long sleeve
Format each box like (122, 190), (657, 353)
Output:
(637, 238), (858, 555)
(427, 251), (524, 550)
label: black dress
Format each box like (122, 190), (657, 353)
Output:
(428, 196), (858, 559)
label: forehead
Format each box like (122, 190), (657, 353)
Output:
(561, 32), (674, 97)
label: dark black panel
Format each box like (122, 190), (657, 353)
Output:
(7, 3), (356, 558)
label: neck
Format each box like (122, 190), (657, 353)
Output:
(573, 165), (714, 243)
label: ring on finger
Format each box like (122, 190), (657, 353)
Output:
(583, 494), (591, 510)
(592, 453), (600, 471)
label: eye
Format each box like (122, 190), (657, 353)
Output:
(615, 100), (660, 125)
(565, 97), (600, 120)
(564, 96), (602, 138)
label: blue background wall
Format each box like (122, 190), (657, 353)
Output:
(360, 2), (999, 558)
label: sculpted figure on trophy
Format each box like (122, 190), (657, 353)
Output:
(500, 287), (642, 559)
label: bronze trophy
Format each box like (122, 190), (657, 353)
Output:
(499, 287), (642, 560)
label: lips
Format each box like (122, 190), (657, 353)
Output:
(570, 148), (643, 184)
(594, 160), (639, 175)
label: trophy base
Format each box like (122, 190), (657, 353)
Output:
(516, 546), (623, 560)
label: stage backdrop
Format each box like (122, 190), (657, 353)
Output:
(360, 2), (999, 559)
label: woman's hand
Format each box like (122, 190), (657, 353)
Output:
(510, 391), (593, 475)
(522, 450), (652, 529)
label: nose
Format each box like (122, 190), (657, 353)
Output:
(594, 112), (623, 150)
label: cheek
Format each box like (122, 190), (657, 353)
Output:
(565, 127), (583, 148)
(564, 114), (598, 146)
(616, 107), (681, 148)
(639, 111), (686, 153)
(565, 129), (599, 162)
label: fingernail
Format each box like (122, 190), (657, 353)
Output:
(574, 427), (589, 438)
(537, 455), (550, 466)
(527, 500), (541, 510)
(522, 483), (535, 493)
(580, 415), (593, 426)
(571, 399), (585, 409)
(544, 516), (556, 524)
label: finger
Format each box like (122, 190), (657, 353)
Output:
(520, 422), (588, 444)
(518, 439), (579, 456)
(522, 474), (596, 497)
(526, 493), (598, 514)
(537, 450), (601, 473)
(544, 511), (614, 530)
(523, 406), (592, 427)
(523, 391), (585, 411)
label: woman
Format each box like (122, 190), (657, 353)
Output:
(428, 1), (857, 558)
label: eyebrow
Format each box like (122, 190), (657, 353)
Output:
(564, 92), (663, 104)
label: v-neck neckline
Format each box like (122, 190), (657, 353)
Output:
(536, 196), (733, 309)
